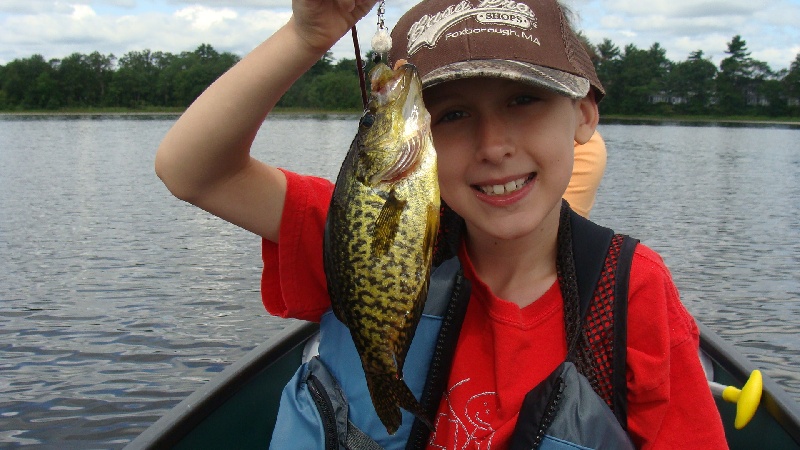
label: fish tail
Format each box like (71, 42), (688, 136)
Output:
(368, 374), (432, 435)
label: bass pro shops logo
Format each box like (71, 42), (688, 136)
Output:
(406, 0), (538, 55)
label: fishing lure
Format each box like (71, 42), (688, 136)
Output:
(371, 0), (392, 56)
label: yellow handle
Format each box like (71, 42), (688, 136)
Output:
(720, 370), (763, 429)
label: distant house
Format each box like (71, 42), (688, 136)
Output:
(740, 86), (771, 107)
(648, 91), (687, 105)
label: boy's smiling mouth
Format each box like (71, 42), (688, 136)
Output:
(474, 173), (536, 196)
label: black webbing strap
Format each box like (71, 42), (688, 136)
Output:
(611, 235), (638, 428)
(569, 210), (637, 429)
(568, 209), (614, 319)
(570, 209), (639, 429)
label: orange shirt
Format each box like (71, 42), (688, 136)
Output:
(566, 130), (607, 218)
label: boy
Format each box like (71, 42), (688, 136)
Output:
(155, 0), (728, 448)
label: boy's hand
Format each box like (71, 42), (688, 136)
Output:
(291, 0), (379, 54)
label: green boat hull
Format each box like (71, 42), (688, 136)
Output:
(125, 320), (800, 449)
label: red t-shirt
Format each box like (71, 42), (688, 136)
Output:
(262, 170), (727, 449)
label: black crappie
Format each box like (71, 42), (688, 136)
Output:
(323, 61), (439, 435)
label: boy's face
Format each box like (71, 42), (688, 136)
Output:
(424, 77), (597, 243)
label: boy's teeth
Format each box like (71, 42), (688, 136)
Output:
(480, 176), (530, 195)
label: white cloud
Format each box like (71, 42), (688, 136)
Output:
(0, 2), (293, 63)
(70, 4), (97, 20)
(174, 5), (237, 31)
(167, 0), (292, 6)
(0, 0), (798, 71)
(565, 0), (800, 70)
(604, 0), (759, 18)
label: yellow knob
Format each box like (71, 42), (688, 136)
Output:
(721, 370), (763, 429)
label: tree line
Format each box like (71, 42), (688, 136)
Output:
(1, 35), (799, 117)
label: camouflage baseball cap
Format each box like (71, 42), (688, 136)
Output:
(388, 0), (604, 100)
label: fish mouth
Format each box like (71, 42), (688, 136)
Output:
(370, 61), (422, 106)
(473, 173), (536, 196)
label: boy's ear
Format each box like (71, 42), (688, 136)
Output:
(574, 91), (599, 144)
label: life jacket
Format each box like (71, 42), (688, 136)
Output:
(270, 207), (638, 450)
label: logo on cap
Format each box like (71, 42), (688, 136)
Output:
(407, 0), (537, 55)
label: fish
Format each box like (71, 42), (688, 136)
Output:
(323, 60), (439, 435)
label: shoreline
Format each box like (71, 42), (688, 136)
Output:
(601, 115), (800, 127)
(1, 110), (798, 126)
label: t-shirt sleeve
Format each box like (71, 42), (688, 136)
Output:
(625, 244), (728, 449)
(260, 169), (334, 322)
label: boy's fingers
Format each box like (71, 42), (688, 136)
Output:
(335, 0), (357, 13)
(340, 0), (379, 18)
(354, 0), (379, 15)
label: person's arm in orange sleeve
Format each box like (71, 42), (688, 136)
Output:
(565, 130), (607, 218)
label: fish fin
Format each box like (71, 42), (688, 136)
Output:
(324, 219), (347, 326)
(367, 373), (432, 435)
(424, 204), (440, 259)
(372, 189), (406, 257)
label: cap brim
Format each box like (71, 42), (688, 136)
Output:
(422, 60), (591, 99)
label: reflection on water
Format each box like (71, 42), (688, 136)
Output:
(0, 115), (798, 448)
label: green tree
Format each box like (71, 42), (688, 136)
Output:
(113, 50), (160, 107)
(85, 51), (115, 105)
(785, 53), (800, 114)
(2, 38), (794, 116)
(170, 44), (239, 106)
(748, 60), (782, 115)
(56, 52), (113, 107)
(594, 39), (621, 112)
(34, 70), (61, 109)
(669, 50), (717, 114)
(0, 55), (55, 109)
(716, 35), (755, 114)
(279, 52), (337, 108)
(307, 71), (362, 110)
(150, 51), (178, 106)
(606, 43), (671, 114)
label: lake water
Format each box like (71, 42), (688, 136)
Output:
(1, 114), (799, 448)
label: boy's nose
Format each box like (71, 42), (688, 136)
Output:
(474, 116), (514, 164)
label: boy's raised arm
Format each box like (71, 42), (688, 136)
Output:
(154, 0), (377, 242)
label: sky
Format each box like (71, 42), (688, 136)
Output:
(1, 0), (799, 72)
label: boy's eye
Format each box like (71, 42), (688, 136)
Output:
(510, 94), (538, 106)
(435, 110), (468, 124)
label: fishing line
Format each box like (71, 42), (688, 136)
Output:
(351, 27), (368, 109)
(352, 0), (392, 110)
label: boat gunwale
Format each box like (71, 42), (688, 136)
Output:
(697, 321), (800, 444)
(124, 319), (800, 448)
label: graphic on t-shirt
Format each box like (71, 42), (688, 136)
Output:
(429, 378), (499, 449)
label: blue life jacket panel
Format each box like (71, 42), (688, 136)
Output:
(270, 257), (461, 450)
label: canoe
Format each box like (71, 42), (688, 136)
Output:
(124, 319), (800, 449)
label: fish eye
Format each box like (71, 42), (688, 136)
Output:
(360, 113), (375, 128)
